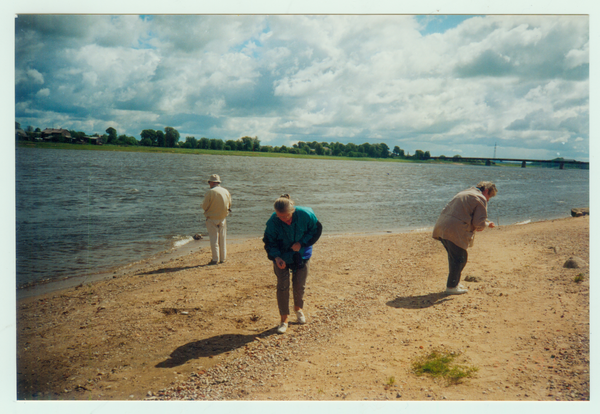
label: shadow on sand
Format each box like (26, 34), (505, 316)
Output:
(386, 292), (453, 309)
(155, 328), (278, 368)
(138, 264), (211, 275)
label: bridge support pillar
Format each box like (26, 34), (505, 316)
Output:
(560, 162), (565, 170)
(485, 159), (491, 166)
(521, 161), (526, 168)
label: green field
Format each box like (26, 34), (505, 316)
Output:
(17, 141), (570, 168)
(16, 141), (424, 163)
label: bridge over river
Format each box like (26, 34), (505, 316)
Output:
(428, 157), (589, 169)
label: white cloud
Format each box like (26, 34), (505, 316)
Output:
(72, 44), (161, 87)
(15, 68), (44, 85)
(217, 116), (280, 143)
(565, 42), (589, 69)
(14, 14), (589, 160)
(149, 15), (266, 54)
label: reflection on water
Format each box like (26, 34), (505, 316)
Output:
(16, 148), (588, 287)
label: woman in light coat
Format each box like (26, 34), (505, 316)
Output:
(432, 181), (498, 294)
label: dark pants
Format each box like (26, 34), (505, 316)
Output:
(273, 260), (310, 316)
(439, 239), (468, 288)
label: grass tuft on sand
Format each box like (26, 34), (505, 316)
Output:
(412, 349), (478, 385)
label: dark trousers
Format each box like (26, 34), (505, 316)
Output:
(439, 239), (468, 288)
(273, 260), (309, 316)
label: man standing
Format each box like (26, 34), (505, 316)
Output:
(202, 174), (232, 265)
(432, 181), (498, 295)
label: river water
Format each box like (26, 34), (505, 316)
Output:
(15, 147), (589, 291)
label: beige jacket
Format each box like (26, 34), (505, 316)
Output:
(202, 185), (232, 220)
(432, 187), (488, 250)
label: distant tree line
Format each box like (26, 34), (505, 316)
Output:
(103, 126), (182, 147)
(17, 123), (586, 167)
(17, 122), (442, 160)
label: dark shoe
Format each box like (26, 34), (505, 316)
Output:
(207, 260), (218, 266)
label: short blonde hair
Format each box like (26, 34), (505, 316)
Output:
(274, 194), (295, 213)
(476, 181), (498, 198)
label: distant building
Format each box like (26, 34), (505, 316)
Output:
(83, 136), (103, 145)
(41, 128), (72, 141)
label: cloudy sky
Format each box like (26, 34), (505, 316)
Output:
(14, 12), (590, 160)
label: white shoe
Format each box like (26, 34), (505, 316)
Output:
(277, 322), (288, 334)
(445, 286), (468, 295)
(295, 310), (306, 324)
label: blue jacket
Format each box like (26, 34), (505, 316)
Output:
(263, 206), (322, 264)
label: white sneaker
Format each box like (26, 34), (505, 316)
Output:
(295, 310), (306, 324)
(277, 322), (288, 334)
(445, 286), (468, 295)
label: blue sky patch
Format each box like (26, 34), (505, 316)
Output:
(416, 15), (479, 35)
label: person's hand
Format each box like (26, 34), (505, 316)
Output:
(275, 257), (287, 269)
(291, 242), (301, 252)
(488, 222), (496, 228)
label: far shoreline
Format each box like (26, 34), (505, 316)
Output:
(16, 141), (585, 169)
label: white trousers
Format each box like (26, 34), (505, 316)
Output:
(206, 218), (227, 262)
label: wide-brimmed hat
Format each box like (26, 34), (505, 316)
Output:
(207, 174), (221, 183)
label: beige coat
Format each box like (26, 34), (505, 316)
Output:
(202, 186), (232, 220)
(432, 187), (488, 250)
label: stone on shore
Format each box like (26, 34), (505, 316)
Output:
(563, 256), (587, 269)
(464, 275), (481, 282)
(571, 208), (589, 217)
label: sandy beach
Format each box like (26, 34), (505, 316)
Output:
(16, 216), (590, 401)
